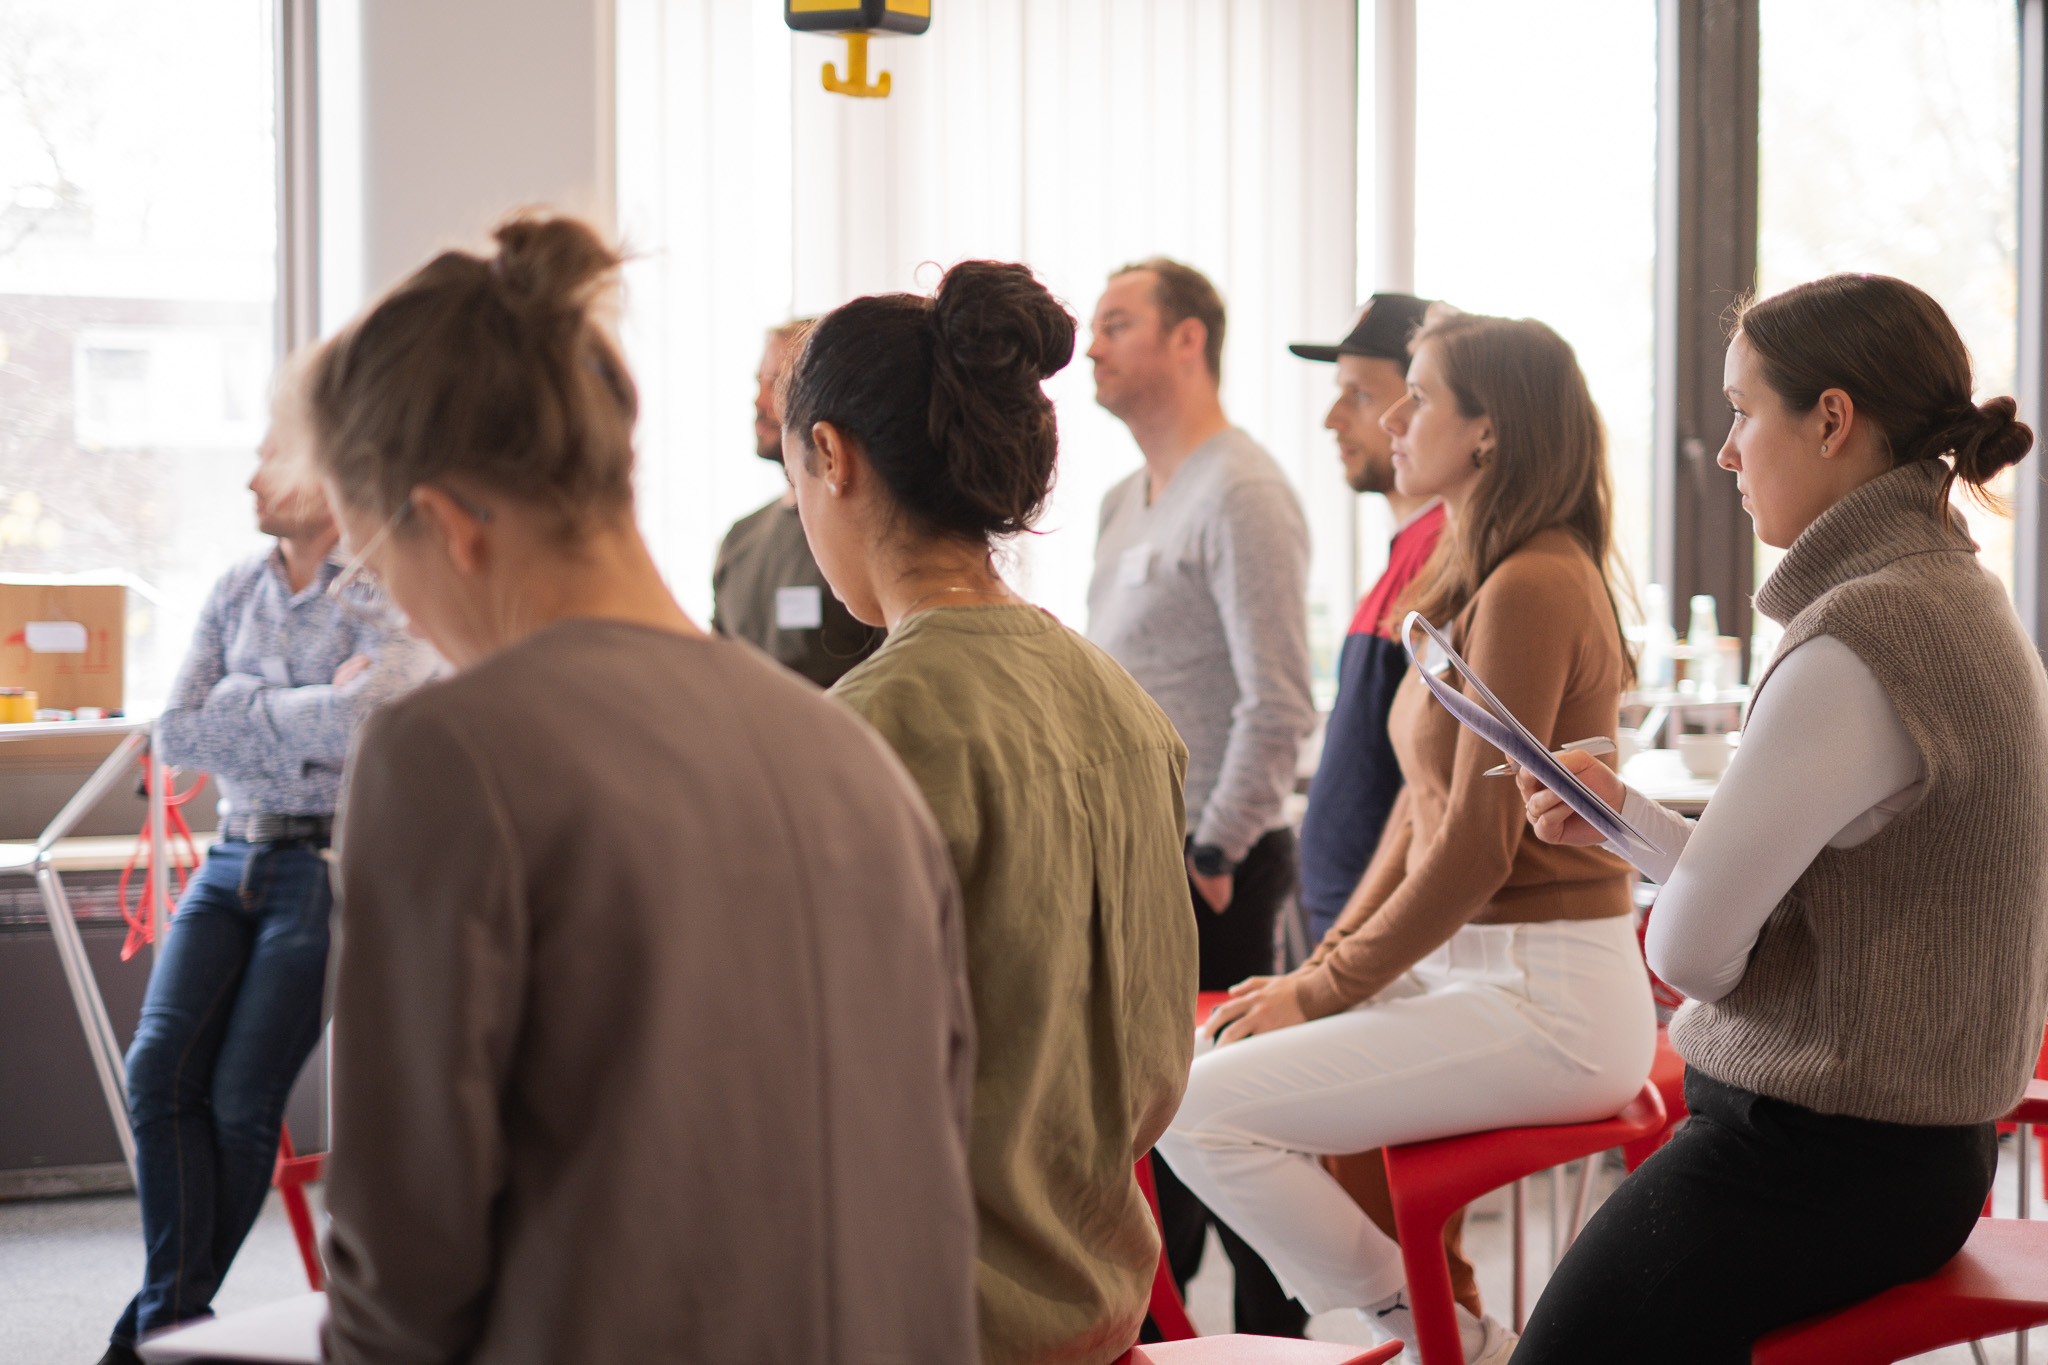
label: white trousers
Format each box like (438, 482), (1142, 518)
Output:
(1155, 915), (1656, 1314)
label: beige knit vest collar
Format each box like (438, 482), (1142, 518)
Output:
(1753, 460), (1975, 630)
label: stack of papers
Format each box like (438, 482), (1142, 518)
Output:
(136, 1292), (324, 1364)
(1401, 611), (1661, 859)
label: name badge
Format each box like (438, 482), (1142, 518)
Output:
(1117, 544), (1153, 588)
(775, 585), (824, 630)
(259, 656), (291, 687)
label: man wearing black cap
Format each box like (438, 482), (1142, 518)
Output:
(1291, 293), (1448, 943)
(1289, 294), (1490, 1340)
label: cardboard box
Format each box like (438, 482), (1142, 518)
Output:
(0, 579), (124, 714)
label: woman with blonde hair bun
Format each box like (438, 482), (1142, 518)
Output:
(1157, 311), (1652, 1365)
(304, 212), (979, 1365)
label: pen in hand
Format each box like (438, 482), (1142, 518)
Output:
(1482, 735), (1617, 779)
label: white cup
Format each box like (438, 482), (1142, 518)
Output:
(1677, 732), (1734, 780)
(1615, 727), (1640, 768)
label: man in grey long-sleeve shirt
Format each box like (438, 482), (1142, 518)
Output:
(1084, 257), (1315, 1337)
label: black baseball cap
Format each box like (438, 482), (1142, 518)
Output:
(1289, 292), (1435, 363)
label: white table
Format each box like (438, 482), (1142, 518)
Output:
(1622, 746), (1721, 816)
(0, 715), (169, 1180)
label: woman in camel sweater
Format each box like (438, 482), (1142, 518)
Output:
(1157, 312), (1653, 1365)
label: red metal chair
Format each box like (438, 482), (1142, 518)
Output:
(1119, 1340), (1400, 1364)
(1384, 1082), (1669, 1365)
(273, 1122), (327, 1290)
(1748, 1080), (2048, 1364)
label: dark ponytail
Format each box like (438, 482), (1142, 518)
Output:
(1736, 274), (2033, 501)
(783, 259), (1076, 543)
(307, 210), (637, 532)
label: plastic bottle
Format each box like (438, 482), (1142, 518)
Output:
(1639, 584), (1675, 693)
(1687, 594), (1720, 694)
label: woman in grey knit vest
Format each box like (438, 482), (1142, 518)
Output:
(1511, 274), (2048, 1363)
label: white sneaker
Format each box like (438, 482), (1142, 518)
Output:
(1360, 1292), (1415, 1355)
(1464, 1311), (1519, 1365)
(1360, 1295), (1517, 1365)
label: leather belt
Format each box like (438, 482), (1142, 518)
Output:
(223, 813), (333, 845)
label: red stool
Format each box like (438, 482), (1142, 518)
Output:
(1749, 1079), (2048, 1364)
(273, 1122), (327, 1290)
(1622, 1027), (1688, 1172)
(1750, 1219), (2048, 1364)
(1384, 1082), (1668, 1365)
(1118, 1339), (1401, 1364)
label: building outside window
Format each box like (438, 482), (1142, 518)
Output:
(0, 0), (277, 710)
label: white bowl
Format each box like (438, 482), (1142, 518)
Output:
(1677, 732), (1734, 780)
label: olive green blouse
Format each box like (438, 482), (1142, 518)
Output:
(833, 603), (1198, 1365)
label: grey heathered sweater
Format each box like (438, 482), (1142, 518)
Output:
(1672, 460), (2048, 1125)
(1085, 427), (1315, 863)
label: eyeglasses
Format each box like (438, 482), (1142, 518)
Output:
(326, 500), (414, 633)
(324, 489), (494, 634)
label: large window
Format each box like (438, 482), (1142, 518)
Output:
(1399, 0), (1660, 595)
(0, 1), (278, 709)
(1758, 0), (2020, 594)
(618, 1), (1364, 699)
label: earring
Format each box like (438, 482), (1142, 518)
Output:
(1470, 449), (1489, 470)
(1819, 443), (1830, 455)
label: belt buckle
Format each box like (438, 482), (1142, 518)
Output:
(247, 813), (292, 843)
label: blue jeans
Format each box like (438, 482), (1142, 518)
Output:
(112, 836), (332, 1345)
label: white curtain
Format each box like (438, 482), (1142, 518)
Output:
(618, 0), (1362, 690)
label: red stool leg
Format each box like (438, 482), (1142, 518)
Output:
(1138, 1154), (1198, 1340)
(1384, 1151), (1464, 1365)
(274, 1123), (325, 1291)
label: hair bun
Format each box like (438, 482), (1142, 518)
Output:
(929, 260), (1076, 384)
(1942, 395), (2034, 488)
(489, 212), (624, 317)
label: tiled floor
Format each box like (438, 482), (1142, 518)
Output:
(1, 1142), (2040, 1363)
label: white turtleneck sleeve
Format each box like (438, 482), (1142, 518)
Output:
(1604, 634), (1924, 1003)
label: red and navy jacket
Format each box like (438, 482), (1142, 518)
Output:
(1298, 502), (1447, 937)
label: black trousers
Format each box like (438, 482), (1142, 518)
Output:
(1514, 1066), (1996, 1365)
(1149, 827), (1309, 1338)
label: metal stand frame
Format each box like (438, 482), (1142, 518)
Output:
(0, 717), (167, 1183)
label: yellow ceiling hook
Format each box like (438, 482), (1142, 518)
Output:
(786, 2), (927, 99)
(823, 32), (891, 99)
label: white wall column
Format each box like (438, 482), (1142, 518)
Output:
(1371, 0), (1417, 293)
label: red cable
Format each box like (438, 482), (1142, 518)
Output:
(119, 759), (207, 961)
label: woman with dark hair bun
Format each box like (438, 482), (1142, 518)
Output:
(1514, 273), (2048, 1363)
(786, 259), (1198, 1365)
(305, 213), (979, 1365)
